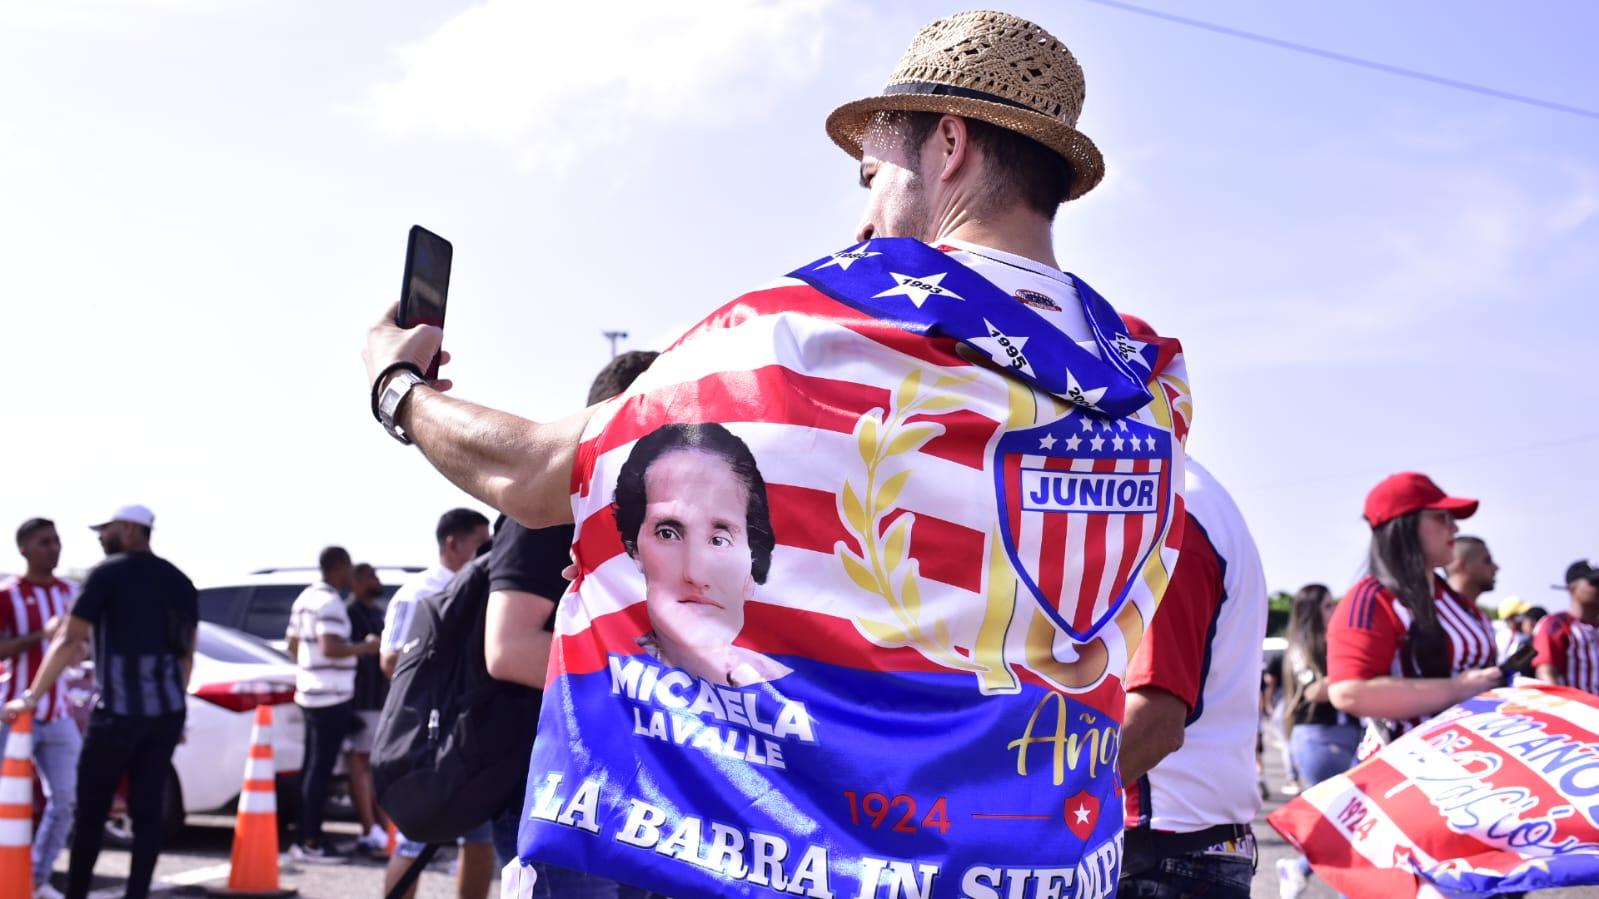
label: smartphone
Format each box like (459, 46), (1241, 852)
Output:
(397, 225), (453, 379)
(1500, 642), (1537, 679)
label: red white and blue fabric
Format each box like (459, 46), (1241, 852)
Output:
(1534, 612), (1599, 696)
(1328, 577), (1497, 741)
(0, 575), (76, 723)
(514, 239), (1193, 898)
(1269, 680), (1599, 896)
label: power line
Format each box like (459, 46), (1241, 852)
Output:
(1078, 0), (1599, 122)
(1259, 432), (1599, 489)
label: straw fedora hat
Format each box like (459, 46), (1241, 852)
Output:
(825, 10), (1104, 202)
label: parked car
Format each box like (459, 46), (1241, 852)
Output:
(197, 565), (419, 650)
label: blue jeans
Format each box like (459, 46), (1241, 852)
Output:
(0, 716), (81, 887)
(1120, 850), (1254, 898)
(1289, 721), (1360, 878)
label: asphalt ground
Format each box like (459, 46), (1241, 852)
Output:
(39, 730), (1594, 898)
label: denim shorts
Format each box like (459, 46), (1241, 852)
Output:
(396, 819), (495, 858)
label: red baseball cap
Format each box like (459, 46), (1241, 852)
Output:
(1363, 472), (1478, 529)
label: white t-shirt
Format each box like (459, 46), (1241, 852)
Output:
(285, 582), (356, 708)
(938, 238), (1095, 347)
(381, 563), (459, 656)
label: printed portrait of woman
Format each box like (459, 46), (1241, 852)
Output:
(612, 422), (791, 687)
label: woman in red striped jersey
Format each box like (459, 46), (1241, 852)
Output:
(1325, 473), (1504, 746)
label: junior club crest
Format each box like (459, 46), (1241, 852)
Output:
(993, 414), (1173, 643)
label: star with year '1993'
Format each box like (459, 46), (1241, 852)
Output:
(970, 319), (1035, 378)
(873, 271), (964, 307)
(814, 244), (881, 271)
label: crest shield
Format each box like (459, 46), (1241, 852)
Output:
(993, 413), (1174, 642)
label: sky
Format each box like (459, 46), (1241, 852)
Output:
(3, 0), (1596, 607)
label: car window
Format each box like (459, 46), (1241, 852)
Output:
(244, 585), (307, 642)
(197, 586), (250, 629)
(197, 623), (289, 665)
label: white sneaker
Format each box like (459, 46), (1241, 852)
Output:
(1276, 858), (1307, 899)
(358, 824), (388, 852)
(35, 883), (65, 899)
(289, 842), (349, 865)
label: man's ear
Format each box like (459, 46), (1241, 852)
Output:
(935, 114), (973, 184)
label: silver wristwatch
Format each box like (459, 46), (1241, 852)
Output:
(378, 369), (426, 444)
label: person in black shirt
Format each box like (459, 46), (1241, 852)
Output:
(481, 351), (661, 896)
(345, 562), (391, 855)
(3, 504), (197, 899)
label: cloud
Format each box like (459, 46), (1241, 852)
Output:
(0, 0), (250, 27)
(367, 0), (841, 168)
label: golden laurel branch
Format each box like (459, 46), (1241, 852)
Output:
(835, 368), (988, 673)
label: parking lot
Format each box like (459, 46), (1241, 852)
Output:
(38, 742), (1592, 898)
(41, 817), (479, 898)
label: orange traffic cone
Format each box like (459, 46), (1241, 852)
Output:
(207, 705), (296, 897)
(0, 712), (35, 897)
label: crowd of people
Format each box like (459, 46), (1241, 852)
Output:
(4, 8), (1595, 899)
(1264, 474), (1599, 898)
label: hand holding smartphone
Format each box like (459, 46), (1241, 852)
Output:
(397, 225), (453, 379)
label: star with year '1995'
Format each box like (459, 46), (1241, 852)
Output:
(873, 271), (964, 307)
(814, 244), (881, 272)
(970, 319), (1035, 378)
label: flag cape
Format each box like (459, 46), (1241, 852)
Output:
(1268, 680), (1599, 897)
(516, 239), (1192, 898)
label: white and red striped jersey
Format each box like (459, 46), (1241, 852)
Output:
(1534, 611), (1599, 696)
(1328, 576), (1496, 738)
(1123, 458), (1267, 832)
(0, 575), (77, 722)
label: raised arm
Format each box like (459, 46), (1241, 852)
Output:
(362, 304), (590, 528)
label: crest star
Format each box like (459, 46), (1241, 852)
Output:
(1038, 433), (1057, 450)
(1064, 434), (1083, 451)
(814, 244), (881, 271)
(1144, 436), (1157, 451)
(1111, 435), (1126, 451)
(1089, 434), (1106, 452)
(1117, 420), (1129, 432)
(872, 271), (963, 307)
(970, 319), (1035, 378)
(1080, 418), (1094, 432)
(1073, 805), (1092, 824)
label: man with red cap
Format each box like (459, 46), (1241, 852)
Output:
(1325, 473), (1503, 753)
(1532, 560), (1599, 695)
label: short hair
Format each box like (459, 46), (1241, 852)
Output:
(879, 111), (1071, 219)
(319, 545), (351, 575)
(436, 508), (491, 546)
(612, 423), (775, 584)
(1453, 535), (1488, 562)
(588, 350), (660, 406)
(16, 518), (55, 547)
(1523, 606), (1548, 624)
(352, 562), (375, 578)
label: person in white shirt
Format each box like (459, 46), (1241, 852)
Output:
(284, 546), (377, 863)
(380, 509), (493, 899)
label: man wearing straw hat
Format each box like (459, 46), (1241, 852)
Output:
(364, 10), (1190, 897)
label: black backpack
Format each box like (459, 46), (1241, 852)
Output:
(371, 555), (541, 843)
